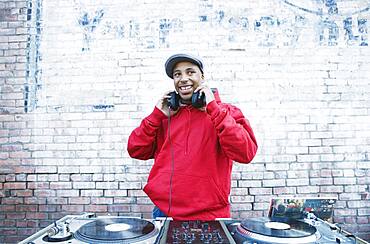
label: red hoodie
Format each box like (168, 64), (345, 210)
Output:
(127, 92), (258, 220)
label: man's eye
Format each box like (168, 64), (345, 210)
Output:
(173, 73), (180, 77)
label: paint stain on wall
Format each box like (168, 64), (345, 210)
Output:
(72, 1), (369, 51)
(25, 0), (43, 113)
(343, 17), (369, 46)
(159, 18), (171, 48)
(282, 0), (369, 46)
(77, 9), (104, 51)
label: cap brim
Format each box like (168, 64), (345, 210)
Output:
(165, 54), (203, 78)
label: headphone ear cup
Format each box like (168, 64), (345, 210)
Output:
(191, 91), (206, 108)
(168, 92), (180, 110)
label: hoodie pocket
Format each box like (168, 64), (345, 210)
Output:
(144, 172), (228, 216)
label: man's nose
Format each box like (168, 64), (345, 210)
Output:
(179, 76), (190, 83)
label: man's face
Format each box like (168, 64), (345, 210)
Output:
(172, 61), (204, 103)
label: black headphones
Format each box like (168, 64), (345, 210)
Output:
(167, 91), (205, 111)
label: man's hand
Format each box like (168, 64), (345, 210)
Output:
(155, 91), (179, 116)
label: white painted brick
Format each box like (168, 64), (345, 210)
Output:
(286, 178), (309, 186)
(120, 182), (142, 189)
(287, 132), (309, 139)
(76, 136), (99, 143)
(320, 185), (344, 193)
(96, 182), (119, 189)
(341, 194), (361, 201)
(309, 146), (332, 154)
(77, 128), (100, 135)
(263, 172), (275, 179)
(230, 195), (254, 203)
(266, 162), (290, 170)
(286, 146), (308, 154)
(287, 171), (309, 178)
(320, 154), (344, 162)
(100, 135), (122, 142)
(80, 166), (104, 173)
(46, 144), (68, 150)
(322, 138), (346, 146)
(342, 169), (355, 177)
(273, 187), (296, 195)
(297, 155), (320, 162)
(262, 179), (285, 187)
(99, 150), (122, 158)
(32, 151), (53, 158)
(332, 131), (354, 138)
(332, 146), (357, 154)
(334, 177), (356, 185)
(297, 186), (319, 194)
(32, 136), (53, 143)
(76, 151), (98, 158)
(238, 180), (261, 188)
(249, 188), (272, 195)
(253, 202), (270, 210)
(53, 136), (75, 143)
(345, 185), (367, 193)
(241, 171), (264, 180)
(299, 139), (322, 147)
(310, 131), (332, 139)
(70, 120), (94, 128)
(357, 162), (370, 169)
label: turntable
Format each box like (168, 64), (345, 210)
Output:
(74, 217), (158, 243)
(230, 217), (318, 244)
(223, 197), (370, 244)
(224, 215), (370, 244)
(19, 214), (160, 244)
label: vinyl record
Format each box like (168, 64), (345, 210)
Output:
(74, 217), (157, 243)
(240, 217), (316, 238)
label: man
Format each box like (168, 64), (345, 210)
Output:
(127, 53), (258, 220)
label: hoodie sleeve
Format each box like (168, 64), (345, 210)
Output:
(206, 100), (258, 163)
(127, 107), (166, 160)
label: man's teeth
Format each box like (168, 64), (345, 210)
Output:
(180, 86), (192, 91)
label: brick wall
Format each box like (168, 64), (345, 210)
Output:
(1, 0), (370, 243)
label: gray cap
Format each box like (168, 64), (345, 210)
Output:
(165, 53), (204, 78)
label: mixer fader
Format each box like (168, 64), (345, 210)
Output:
(157, 220), (236, 244)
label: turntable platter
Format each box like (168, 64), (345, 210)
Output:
(241, 217), (316, 238)
(236, 217), (318, 244)
(74, 217), (158, 243)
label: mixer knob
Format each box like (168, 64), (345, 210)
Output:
(216, 232), (223, 243)
(202, 223), (209, 231)
(182, 221), (190, 229)
(172, 235), (179, 243)
(200, 233), (205, 241)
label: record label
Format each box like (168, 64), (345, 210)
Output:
(105, 223), (131, 232)
(264, 221), (290, 230)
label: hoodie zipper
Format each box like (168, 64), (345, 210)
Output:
(185, 107), (191, 155)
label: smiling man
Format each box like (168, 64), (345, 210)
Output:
(127, 53), (258, 220)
